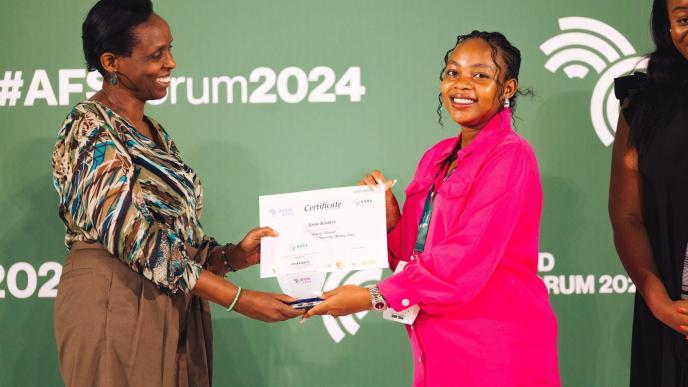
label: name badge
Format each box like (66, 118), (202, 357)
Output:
(383, 260), (419, 325)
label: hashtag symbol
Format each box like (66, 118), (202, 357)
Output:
(0, 71), (24, 107)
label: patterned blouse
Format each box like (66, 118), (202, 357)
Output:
(52, 101), (216, 293)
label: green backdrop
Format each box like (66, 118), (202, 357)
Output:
(0, 1), (651, 386)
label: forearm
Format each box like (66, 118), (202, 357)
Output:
(192, 269), (303, 322)
(192, 270), (239, 308)
(612, 219), (670, 314)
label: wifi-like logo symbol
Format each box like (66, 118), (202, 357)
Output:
(540, 17), (647, 146)
(320, 269), (383, 343)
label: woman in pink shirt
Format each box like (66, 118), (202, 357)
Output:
(305, 31), (560, 386)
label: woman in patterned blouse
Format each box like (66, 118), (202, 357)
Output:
(52, 1), (302, 386)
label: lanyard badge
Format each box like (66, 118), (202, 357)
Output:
(384, 146), (459, 325)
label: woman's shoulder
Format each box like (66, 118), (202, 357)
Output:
(614, 72), (647, 102)
(427, 137), (457, 153)
(614, 72), (647, 125)
(61, 101), (108, 128)
(56, 101), (121, 146)
(492, 133), (537, 165)
(69, 100), (106, 117)
(421, 137), (457, 158)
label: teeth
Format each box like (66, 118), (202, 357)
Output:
(157, 76), (170, 83)
(452, 98), (475, 105)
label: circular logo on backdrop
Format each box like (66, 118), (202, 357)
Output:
(540, 17), (647, 147)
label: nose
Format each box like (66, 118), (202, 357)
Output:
(454, 74), (471, 90)
(165, 51), (176, 70)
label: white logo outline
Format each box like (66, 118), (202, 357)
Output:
(540, 16), (648, 146)
(320, 269), (383, 343)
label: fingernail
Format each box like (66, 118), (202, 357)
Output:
(680, 325), (688, 331)
(273, 230), (280, 236)
(391, 179), (398, 188)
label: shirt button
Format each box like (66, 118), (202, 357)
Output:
(418, 356), (423, 364)
(402, 299), (410, 307)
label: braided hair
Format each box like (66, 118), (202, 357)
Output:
(436, 31), (532, 126)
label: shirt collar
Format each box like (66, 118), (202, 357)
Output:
(434, 108), (513, 165)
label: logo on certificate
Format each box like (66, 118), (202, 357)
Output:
(352, 198), (374, 207)
(268, 207), (294, 217)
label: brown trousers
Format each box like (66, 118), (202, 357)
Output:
(54, 242), (214, 387)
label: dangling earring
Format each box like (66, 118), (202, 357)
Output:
(110, 71), (119, 86)
(504, 97), (510, 108)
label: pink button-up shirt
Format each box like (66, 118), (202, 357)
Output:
(378, 109), (560, 386)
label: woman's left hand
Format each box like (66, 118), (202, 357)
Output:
(303, 285), (372, 321)
(229, 226), (279, 270)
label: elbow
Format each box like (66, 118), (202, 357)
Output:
(143, 259), (201, 295)
(609, 209), (644, 234)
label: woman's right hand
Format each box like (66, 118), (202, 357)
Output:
(358, 170), (401, 232)
(233, 289), (304, 322)
(653, 299), (688, 338)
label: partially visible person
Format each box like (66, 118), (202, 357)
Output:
(52, 1), (302, 386)
(609, 0), (688, 385)
(304, 31), (560, 387)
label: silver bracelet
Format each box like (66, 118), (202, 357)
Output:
(226, 285), (242, 312)
(367, 285), (388, 312)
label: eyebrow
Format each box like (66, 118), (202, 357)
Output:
(151, 40), (173, 50)
(447, 60), (495, 70)
(672, 5), (688, 13)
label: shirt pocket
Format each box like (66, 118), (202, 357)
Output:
(404, 178), (432, 198)
(436, 178), (470, 199)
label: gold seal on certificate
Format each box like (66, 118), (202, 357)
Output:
(259, 185), (389, 286)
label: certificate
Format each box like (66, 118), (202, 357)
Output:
(259, 185), (388, 278)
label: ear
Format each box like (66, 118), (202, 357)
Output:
(99, 52), (119, 75)
(503, 78), (518, 100)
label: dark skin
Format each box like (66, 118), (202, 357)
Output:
(669, 0), (688, 61)
(303, 38), (517, 320)
(609, 0), (688, 338)
(92, 13), (302, 322)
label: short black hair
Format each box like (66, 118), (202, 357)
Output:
(82, 0), (154, 77)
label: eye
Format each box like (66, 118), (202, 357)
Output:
(445, 69), (458, 77)
(473, 72), (489, 79)
(679, 16), (688, 25)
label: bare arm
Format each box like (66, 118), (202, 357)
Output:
(609, 103), (688, 334)
(192, 227), (304, 322)
(192, 271), (303, 322)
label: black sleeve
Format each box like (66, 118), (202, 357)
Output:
(614, 72), (647, 125)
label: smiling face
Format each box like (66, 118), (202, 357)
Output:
(110, 13), (176, 101)
(440, 38), (516, 131)
(668, 0), (688, 60)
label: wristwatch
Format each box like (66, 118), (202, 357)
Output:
(368, 285), (388, 312)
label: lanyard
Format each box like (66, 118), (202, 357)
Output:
(412, 184), (437, 254)
(413, 141), (461, 255)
